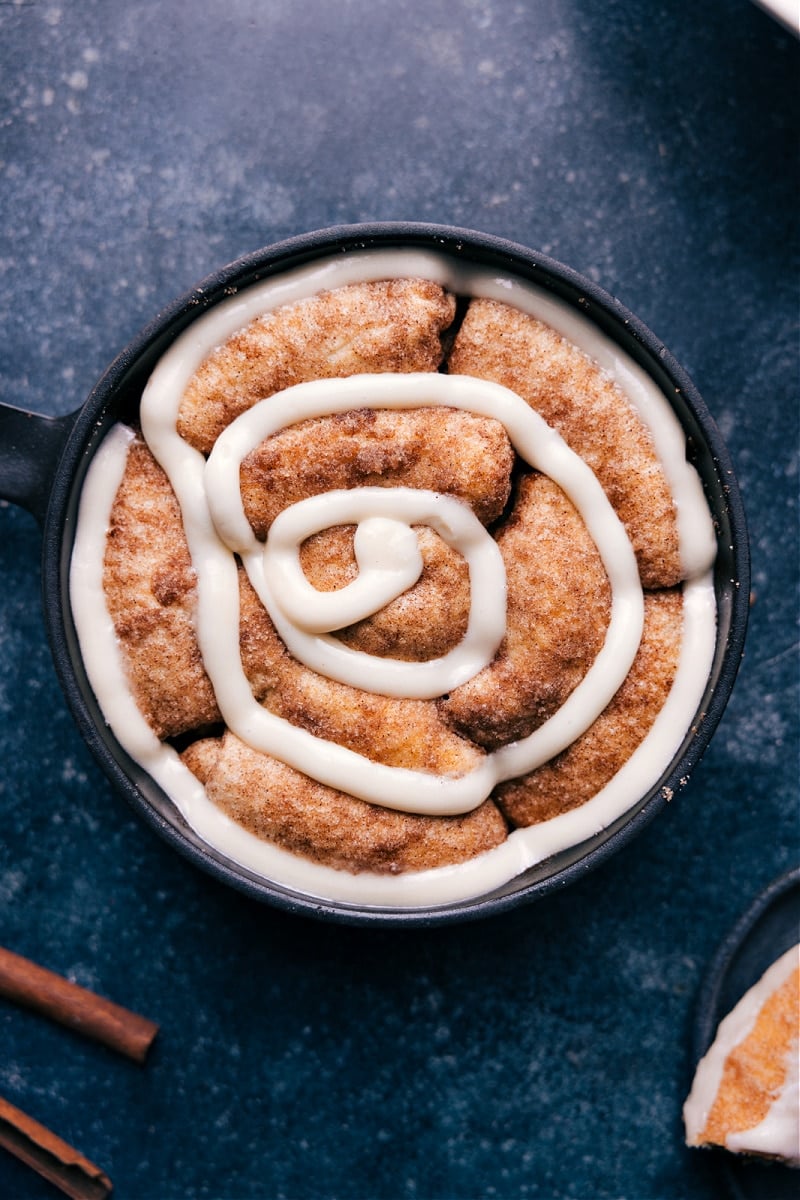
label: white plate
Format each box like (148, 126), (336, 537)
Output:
(754, 0), (798, 35)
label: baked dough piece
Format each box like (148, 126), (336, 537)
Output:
(237, 571), (484, 777)
(103, 434), (221, 739)
(100, 273), (701, 884)
(178, 278), (457, 454)
(448, 298), (681, 588)
(239, 404), (514, 661)
(301, 524), (472, 661)
(684, 944), (800, 1166)
(102, 432), (488, 767)
(494, 589), (683, 825)
(440, 472), (612, 750)
(239, 406), (514, 538)
(182, 733), (508, 875)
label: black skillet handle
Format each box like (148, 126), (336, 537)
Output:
(0, 403), (77, 527)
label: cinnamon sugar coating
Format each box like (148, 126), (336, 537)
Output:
(440, 473), (611, 749)
(239, 403), (513, 663)
(240, 406), (514, 538)
(178, 278), (457, 454)
(103, 435), (483, 778)
(238, 572), (484, 777)
(300, 524), (471, 661)
(448, 298), (682, 588)
(181, 733), (508, 875)
(103, 435), (221, 739)
(101, 275), (698, 880)
(494, 590), (683, 826)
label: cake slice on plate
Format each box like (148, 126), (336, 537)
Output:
(684, 943), (799, 1166)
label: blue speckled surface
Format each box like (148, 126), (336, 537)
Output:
(0, 2), (797, 1198)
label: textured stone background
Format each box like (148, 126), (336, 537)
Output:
(0, 2), (797, 1197)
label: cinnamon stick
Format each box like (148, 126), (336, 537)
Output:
(0, 1094), (112, 1199)
(0, 946), (158, 1063)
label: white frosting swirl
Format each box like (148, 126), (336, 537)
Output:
(69, 249), (719, 906)
(257, 486), (507, 697)
(142, 368), (644, 815)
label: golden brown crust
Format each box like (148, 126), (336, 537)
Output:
(301, 524), (471, 661)
(103, 436), (221, 739)
(178, 278), (457, 454)
(240, 406), (514, 538)
(239, 403), (513, 662)
(100, 436), (484, 768)
(494, 590), (683, 826)
(102, 279), (695, 880)
(448, 298), (681, 588)
(440, 473), (611, 749)
(697, 966), (799, 1151)
(238, 572), (484, 777)
(180, 736), (221, 786)
(181, 731), (508, 875)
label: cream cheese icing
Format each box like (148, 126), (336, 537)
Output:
(684, 943), (800, 1166)
(69, 249), (718, 908)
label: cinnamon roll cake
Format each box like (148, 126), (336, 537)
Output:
(71, 251), (718, 907)
(684, 944), (799, 1166)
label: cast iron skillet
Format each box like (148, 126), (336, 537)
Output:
(0, 223), (750, 925)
